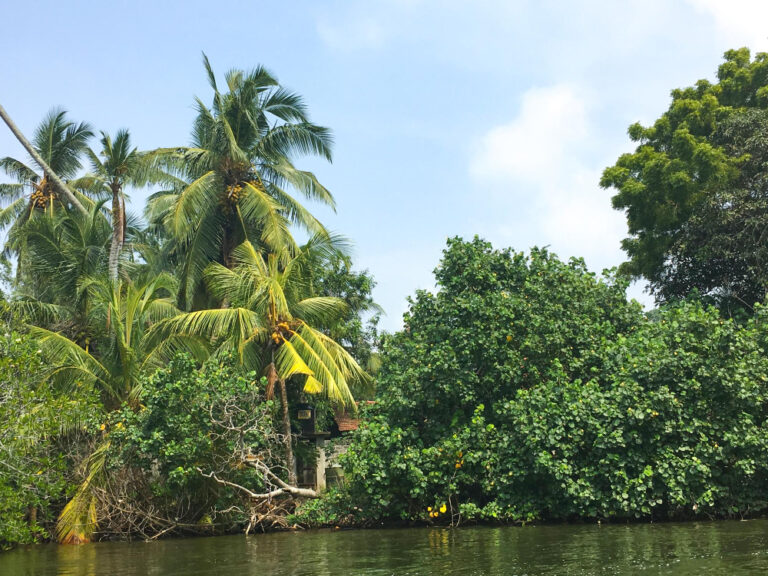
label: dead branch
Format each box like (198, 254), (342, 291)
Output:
(198, 467), (318, 499)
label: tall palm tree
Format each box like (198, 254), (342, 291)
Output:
(0, 108), (92, 256)
(146, 54), (336, 309)
(73, 129), (177, 280)
(150, 237), (368, 483)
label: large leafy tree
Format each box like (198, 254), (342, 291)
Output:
(601, 48), (768, 310)
(656, 109), (768, 314)
(0, 108), (92, 253)
(150, 237), (368, 483)
(147, 55), (335, 309)
(369, 237), (641, 444)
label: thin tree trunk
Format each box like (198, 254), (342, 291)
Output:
(266, 363), (277, 401)
(108, 182), (124, 281)
(0, 103), (87, 215)
(277, 376), (296, 485)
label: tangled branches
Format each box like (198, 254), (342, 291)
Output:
(198, 391), (319, 534)
(82, 356), (318, 540)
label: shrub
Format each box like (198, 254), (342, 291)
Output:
(342, 238), (768, 523)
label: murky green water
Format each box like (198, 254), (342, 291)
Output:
(2, 521), (768, 575)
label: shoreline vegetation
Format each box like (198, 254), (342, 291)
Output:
(4, 48), (768, 549)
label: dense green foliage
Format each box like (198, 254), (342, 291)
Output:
(100, 354), (276, 536)
(0, 57), (374, 545)
(657, 109), (768, 315)
(602, 48), (768, 312)
(0, 306), (101, 548)
(340, 238), (768, 524)
(6, 47), (768, 546)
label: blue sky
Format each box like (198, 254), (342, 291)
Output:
(2, 0), (767, 330)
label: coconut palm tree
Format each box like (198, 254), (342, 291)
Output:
(146, 54), (336, 309)
(0, 108), (92, 255)
(72, 129), (179, 280)
(12, 200), (111, 342)
(150, 236), (368, 483)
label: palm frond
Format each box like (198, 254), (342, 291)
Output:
(0, 156), (38, 182)
(282, 323), (359, 406)
(0, 182), (25, 200)
(239, 181), (295, 253)
(149, 307), (262, 349)
(257, 122), (333, 162)
(292, 296), (348, 326)
(170, 171), (219, 241)
(57, 441), (109, 543)
(28, 326), (115, 397)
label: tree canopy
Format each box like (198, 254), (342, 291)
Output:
(601, 48), (768, 313)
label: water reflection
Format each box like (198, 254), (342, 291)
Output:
(2, 520), (768, 575)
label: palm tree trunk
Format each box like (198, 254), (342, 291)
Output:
(108, 183), (124, 281)
(278, 376), (296, 485)
(0, 103), (87, 215)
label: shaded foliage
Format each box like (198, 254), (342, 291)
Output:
(602, 48), (768, 313)
(0, 305), (101, 549)
(97, 354), (277, 537)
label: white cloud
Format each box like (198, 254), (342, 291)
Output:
(470, 85), (588, 182)
(686, 0), (768, 52)
(469, 84), (628, 276)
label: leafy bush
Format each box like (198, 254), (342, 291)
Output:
(342, 238), (768, 523)
(0, 309), (102, 548)
(102, 354), (278, 536)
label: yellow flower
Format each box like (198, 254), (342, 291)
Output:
(99, 423), (106, 431)
(439, 504), (447, 514)
(116, 422), (124, 429)
(427, 506), (432, 512)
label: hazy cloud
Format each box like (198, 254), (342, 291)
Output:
(471, 85), (589, 182)
(470, 84), (627, 274)
(686, 0), (768, 51)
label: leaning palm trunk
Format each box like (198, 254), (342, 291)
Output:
(0, 103), (87, 214)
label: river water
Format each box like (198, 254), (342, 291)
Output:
(2, 520), (768, 575)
